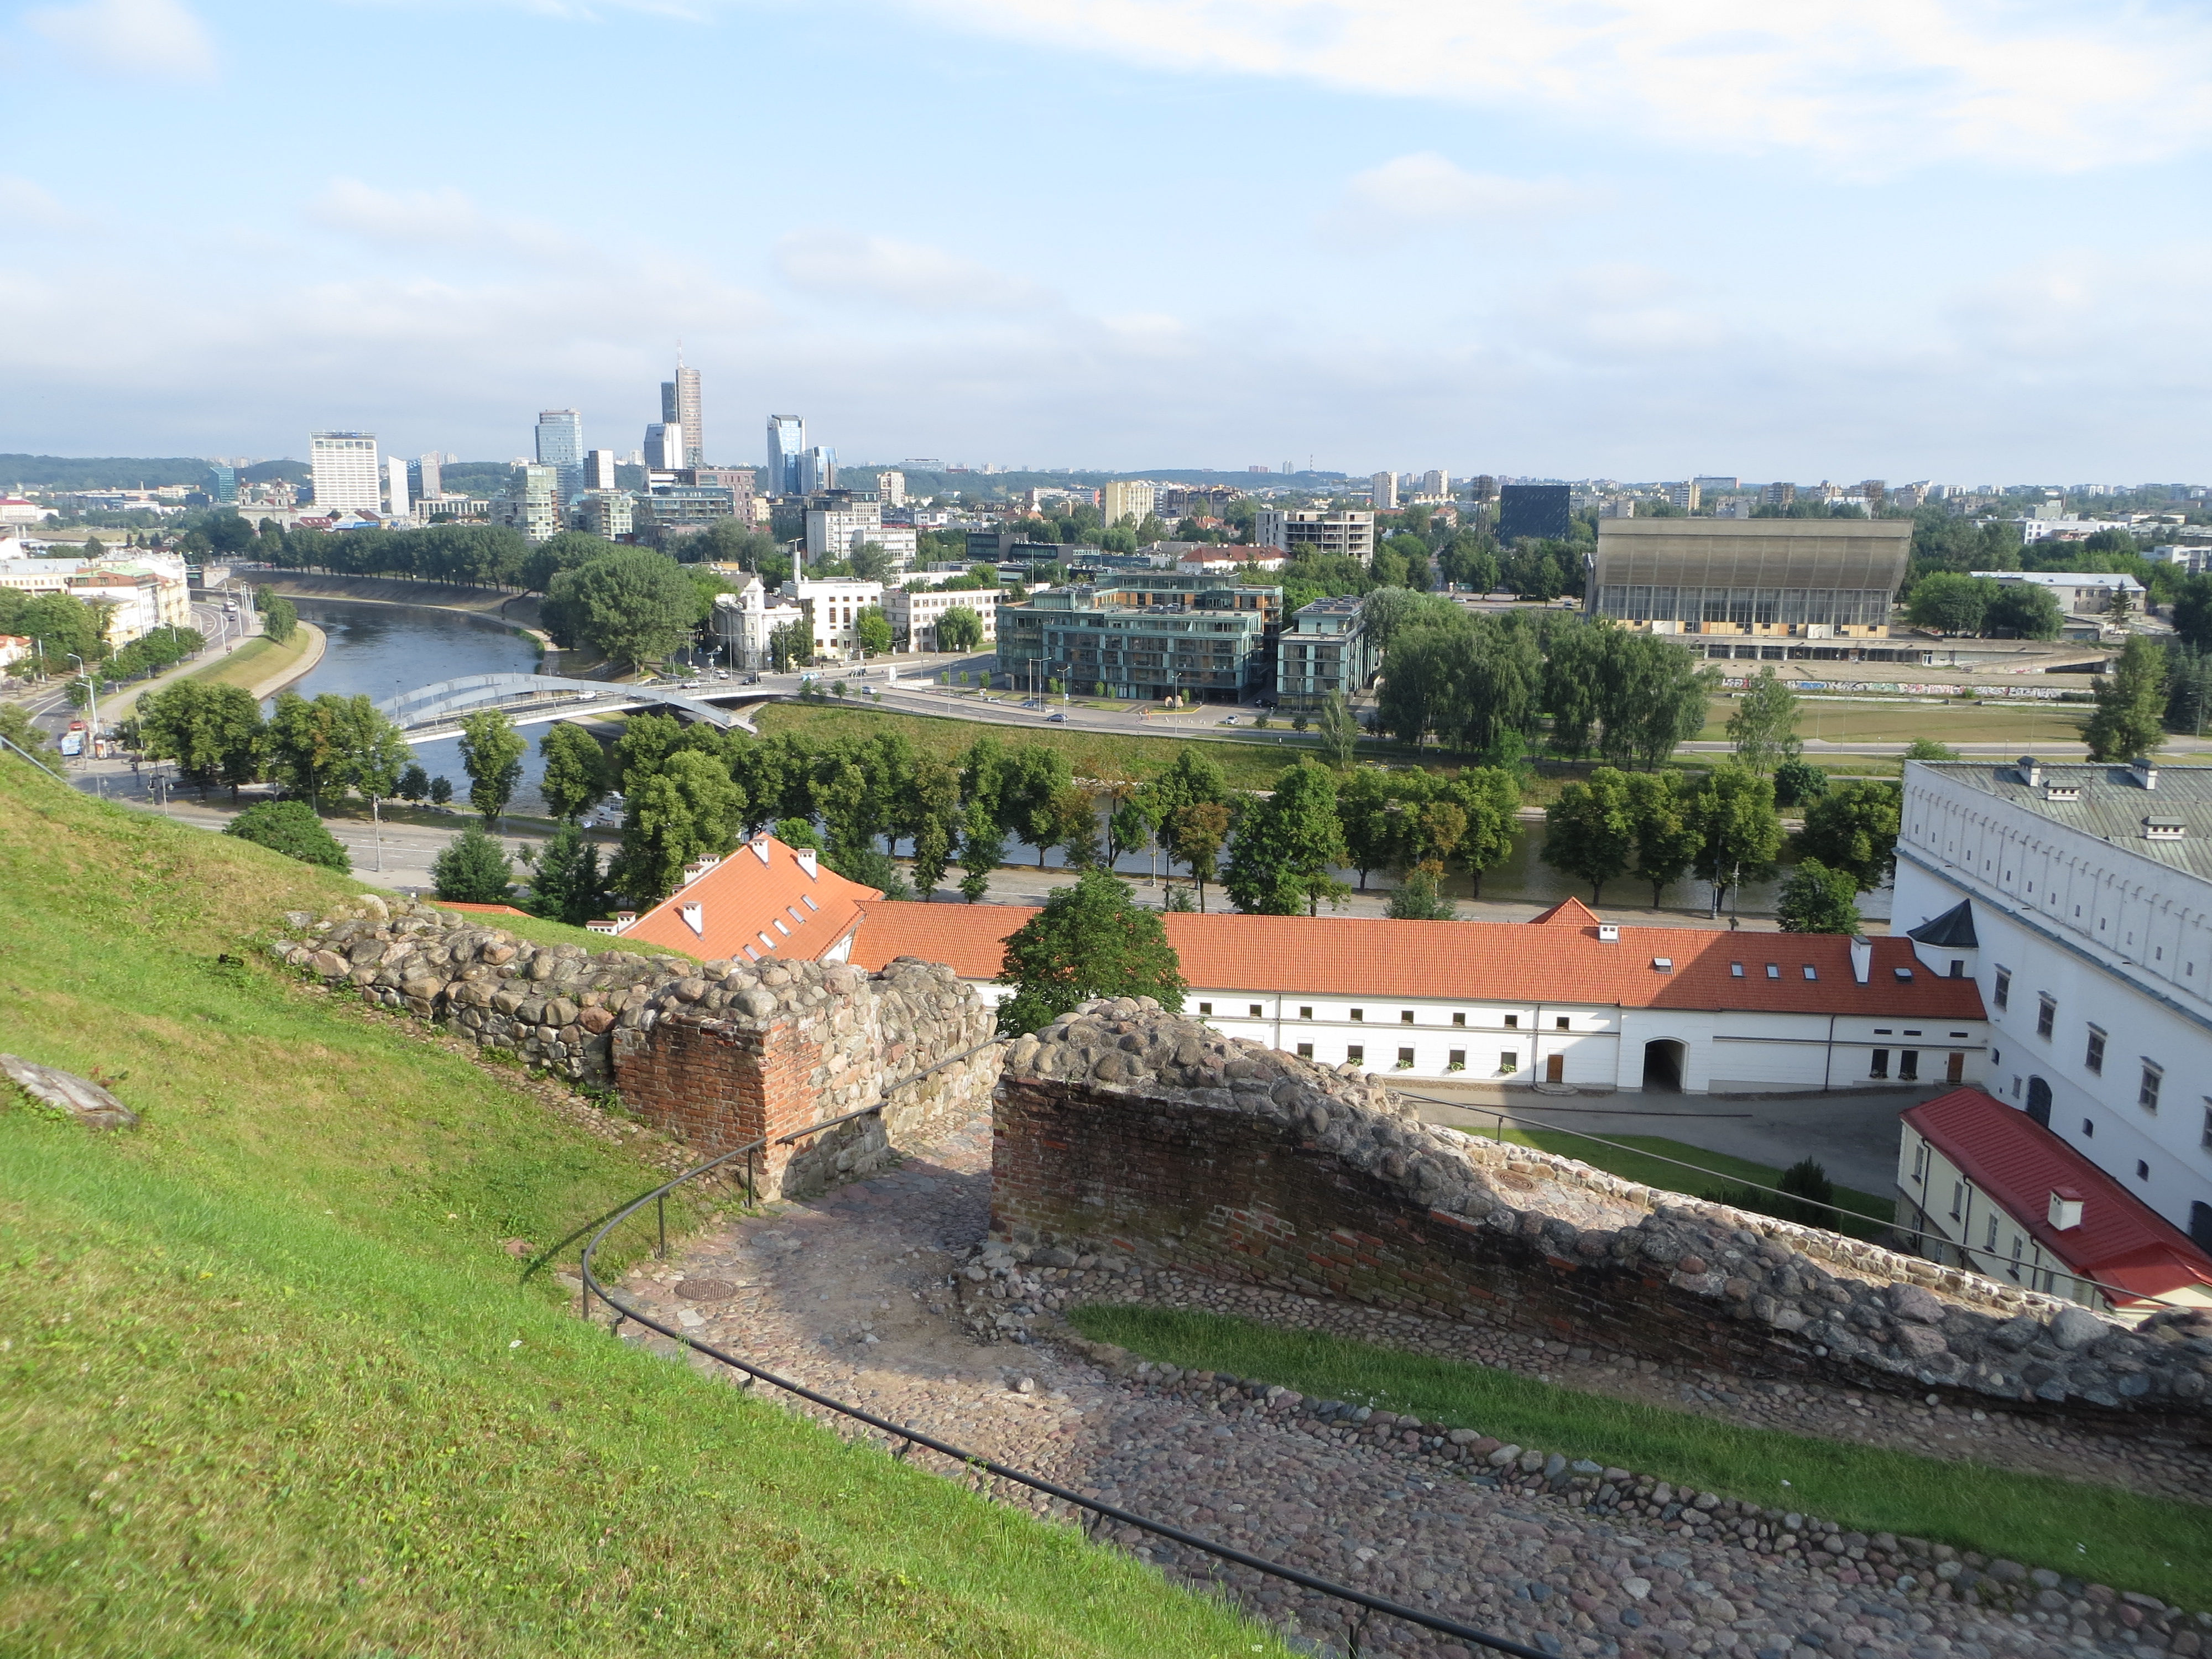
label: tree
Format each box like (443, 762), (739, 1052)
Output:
(2083, 634), (2169, 761)
(993, 868), (1186, 1036)
(957, 797), (1003, 902)
(849, 542), (894, 583)
(1046, 785), (1100, 868)
(539, 722), (609, 821)
(768, 620), (810, 671)
(137, 680), (264, 797)
(901, 755), (962, 898)
(1166, 801), (1231, 912)
(257, 588), (298, 645)
(1335, 766), (1399, 890)
(1905, 573), (1992, 635)
(1447, 767), (1522, 896)
(1794, 780), (1902, 893)
(1901, 737), (1961, 762)
(1317, 688), (1360, 768)
(1986, 583), (2063, 640)
(265, 691), (405, 809)
(0, 703), (52, 759)
(525, 823), (609, 926)
(1542, 768), (1637, 904)
(1777, 857), (1863, 935)
(935, 605), (984, 653)
(542, 547), (698, 670)
(431, 826), (514, 903)
(1224, 760), (1349, 916)
(398, 763), (431, 802)
(429, 775), (454, 806)
(459, 708), (527, 823)
(1726, 669), (1802, 776)
(1595, 632), (1715, 769)
(2173, 574), (2212, 651)
(1688, 766), (1784, 916)
(854, 606), (893, 656)
(1385, 868), (1456, 920)
(225, 800), (349, 873)
(614, 749), (746, 902)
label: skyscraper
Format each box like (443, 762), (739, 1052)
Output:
(662, 362), (702, 468)
(799, 445), (836, 494)
(585, 450), (620, 492)
(1370, 472), (1399, 510)
(645, 422), (686, 473)
(415, 453), (444, 499)
(309, 431), (382, 514)
(767, 415), (805, 496)
(385, 456), (411, 520)
(536, 409), (585, 500)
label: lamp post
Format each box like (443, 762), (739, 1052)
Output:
(65, 653), (98, 748)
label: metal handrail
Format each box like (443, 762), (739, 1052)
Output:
(577, 1047), (1551, 1659)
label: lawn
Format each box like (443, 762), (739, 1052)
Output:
(1070, 1307), (2212, 1613)
(0, 755), (1282, 1658)
(1696, 695), (2091, 748)
(184, 628), (315, 691)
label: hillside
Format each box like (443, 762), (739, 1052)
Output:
(0, 757), (1277, 1657)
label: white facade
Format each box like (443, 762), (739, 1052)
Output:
(1971, 570), (2145, 614)
(710, 574), (807, 669)
(879, 469), (907, 508)
(309, 431), (381, 514)
(385, 456), (411, 521)
(1255, 509), (1375, 562)
(784, 577), (885, 658)
(886, 586), (998, 650)
(1370, 472), (1399, 510)
(1102, 479), (1156, 526)
(1893, 759), (2212, 1248)
(0, 552), (191, 646)
(807, 502), (915, 571)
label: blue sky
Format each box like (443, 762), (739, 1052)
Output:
(3, 0), (2209, 481)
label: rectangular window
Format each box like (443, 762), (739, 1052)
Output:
(1350, 1008), (1364, 1022)
(1448, 1048), (1465, 1070)
(1555, 1015), (1569, 1031)
(1396, 1047), (1415, 1068)
(1870, 1048), (1890, 1079)
(1198, 1001), (1213, 1016)
(1452, 1012), (1466, 1027)
(1899, 1050), (1919, 1082)
(2140, 1065), (2163, 1114)
(1504, 1014), (1519, 1029)
(1912, 1143), (1928, 1181)
(1994, 968), (2011, 1010)
(2036, 995), (2056, 1039)
(1766, 964), (1781, 979)
(1249, 1004), (1264, 1019)
(1299, 1006), (1313, 1020)
(2085, 1026), (2106, 1075)
(1346, 1044), (1364, 1065)
(1985, 1213), (1999, 1251)
(1499, 1051), (1517, 1074)
(1401, 1010), (1415, 1025)
(2202, 1102), (2212, 1150)
(1803, 965), (1818, 980)
(1949, 1181), (1965, 1220)
(1296, 1042), (1313, 1060)
(1730, 962), (1744, 978)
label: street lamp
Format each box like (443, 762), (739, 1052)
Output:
(65, 653), (98, 747)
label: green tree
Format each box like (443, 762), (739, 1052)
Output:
(2173, 575), (2212, 651)
(225, 800), (351, 872)
(429, 775), (453, 806)
(265, 691), (403, 809)
(0, 703), (52, 759)
(397, 763), (430, 802)
(137, 680), (264, 798)
(1986, 583), (2063, 640)
(1596, 633), (1715, 769)
(542, 547), (698, 670)
(1688, 766), (1784, 917)
(1385, 868), (1457, 920)
(538, 722), (609, 821)
(855, 606), (893, 656)
(1725, 669), (1802, 776)
(1905, 573), (1994, 635)
(1771, 757), (1828, 808)
(993, 868), (1186, 1036)
(1902, 737), (1961, 762)
(257, 588), (298, 645)
(2082, 634), (2169, 761)
(1317, 688), (1361, 768)
(1046, 785), (1100, 868)
(934, 605), (984, 653)
(1224, 760), (1350, 916)
(1335, 766), (1399, 890)
(431, 825), (514, 903)
(613, 749), (746, 903)
(901, 754), (962, 898)
(525, 822), (611, 925)
(1542, 768), (1637, 904)
(957, 797), (1004, 902)
(768, 620), (810, 671)
(999, 744), (1072, 866)
(1446, 767), (1523, 896)
(1777, 857), (1864, 935)
(458, 708), (527, 823)
(1796, 781), (1903, 893)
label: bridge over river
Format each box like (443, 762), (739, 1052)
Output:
(373, 673), (771, 745)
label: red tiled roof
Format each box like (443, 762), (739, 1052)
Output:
(1905, 1088), (2212, 1306)
(619, 835), (878, 964)
(849, 901), (1987, 1017)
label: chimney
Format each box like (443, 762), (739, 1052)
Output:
(2017, 756), (2041, 787)
(2047, 1187), (2084, 1231)
(679, 901), (705, 937)
(2131, 757), (2159, 790)
(796, 848), (818, 879)
(1849, 936), (1873, 984)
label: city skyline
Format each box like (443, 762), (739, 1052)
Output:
(1, 1), (2207, 476)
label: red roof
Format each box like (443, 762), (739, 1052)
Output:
(1905, 1088), (2212, 1306)
(619, 834), (878, 965)
(849, 901), (1987, 1018)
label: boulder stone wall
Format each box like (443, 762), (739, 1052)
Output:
(994, 1000), (2212, 1440)
(268, 895), (998, 1199)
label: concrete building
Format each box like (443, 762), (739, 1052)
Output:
(1102, 479), (1156, 527)
(309, 431), (381, 514)
(536, 409), (585, 501)
(384, 456), (411, 521)
(767, 415), (806, 496)
(851, 896), (1987, 1091)
(1590, 518), (1913, 649)
(886, 584), (998, 651)
(997, 572), (1282, 702)
(1419, 469), (1449, 499)
(414, 454), (444, 500)
(1667, 481), (1702, 512)
(492, 464), (564, 542)
(643, 422), (686, 473)
(1253, 508), (1375, 562)
(576, 491), (634, 539)
(878, 469), (907, 508)
(638, 483), (740, 541)
(0, 550), (192, 647)
(1973, 571), (2145, 615)
(783, 577), (885, 659)
(1893, 758), (2212, 1251)
(585, 450), (621, 492)
(1275, 593), (1378, 714)
(661, 365), (702, 469)
(1175, 545), (1286, 575)
(1496, 484), (1572, 543)
(709, 573), (808, 669)
(1369, 472), (1399, 510)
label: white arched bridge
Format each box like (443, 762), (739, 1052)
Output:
(374, 674), (766, 745)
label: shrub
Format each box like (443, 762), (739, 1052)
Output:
(430, 826), (513, 904)
(223, 800), (350, 873)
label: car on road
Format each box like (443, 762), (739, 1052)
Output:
(1218, 715), (1239, 726)
(1046, 711), (1067, 723)
(1020, 698), (1044, 709)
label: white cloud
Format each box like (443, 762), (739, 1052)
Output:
(773, 227), (1047, 312)
(25, 0), (215, 78)
(1321, 153), (1603, 242)
(0, 175), (83, 228)
(305, 179), (588, 264)
(905, 0), (2212, 173)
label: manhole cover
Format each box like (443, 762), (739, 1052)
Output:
(675, 1279), (736, 1301)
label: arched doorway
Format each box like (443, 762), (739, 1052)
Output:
(2026, 1076), (2052, 1128)
(1642, 1039), (1686, 1093)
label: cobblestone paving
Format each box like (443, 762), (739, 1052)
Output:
(609, 1112), (2194, 1659)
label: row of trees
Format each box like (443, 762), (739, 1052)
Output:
(1903, 575), (2065, 639)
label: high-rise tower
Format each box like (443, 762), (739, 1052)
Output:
(535, 409), (585, 500)
(662, 357), (703, 468)
(309, 431), (381, 514)
(767, 414), (805, 497)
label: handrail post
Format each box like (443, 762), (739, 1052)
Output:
(656, 1193), (666, 1259)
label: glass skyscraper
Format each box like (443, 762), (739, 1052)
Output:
(536, 410), (585, 501)
(766, 415), (805, 496)
(661, 366), (702, 468)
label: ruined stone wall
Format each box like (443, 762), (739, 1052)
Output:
(994, 999), (2212, 1438)
(269, 896), (998, 1198)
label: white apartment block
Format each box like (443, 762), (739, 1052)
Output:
(709, 573), (807, 669)
(1893, 758), (2212, 1253)
(1102, 480), (1156, 526)
(806, 502), (918, 571)
(878, 469), (907, 508)
(309, 431), (382, 515)
(784, 577), (885, 658)
(0, 551), (192, 646)
(887, 586), (998, 651)
(1370, 472), (1399, 510)
(1254, 509), (1376, 562)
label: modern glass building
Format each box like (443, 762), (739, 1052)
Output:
(997, 574), (1283, 703)
(202, 463), (237, 504)
(661, 366), (702, 468)
(1274, 594), (1378, 714)
(766, 415), (806, 496)
(799, 445), (836, 494)
(535, 409), (585, 502)
(1589, 518), (1914, 649)
(1495, 483), (1573, 543)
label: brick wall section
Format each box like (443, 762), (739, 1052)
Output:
(994, 998), (2212, 1439)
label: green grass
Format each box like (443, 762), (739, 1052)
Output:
(1071, 1307), (2212, 1610)
(184, 628), (314, 691)
(1696, 696), (2089, 748)
(0, 755), (1282, 1657)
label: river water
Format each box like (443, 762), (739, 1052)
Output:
(279, 596), (1891, 919)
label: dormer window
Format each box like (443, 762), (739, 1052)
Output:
(1652, 957), (1673, 973)
(2146, 817), (2187, 841)
(2044, 784), (2081, 802)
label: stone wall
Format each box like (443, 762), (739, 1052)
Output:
(268, 895), (998, 1198)
(993, 999), (2212, 1437)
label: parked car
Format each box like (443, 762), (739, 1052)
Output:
(1046, 711), (1067, 723)
(1218, 715), (1239, 726)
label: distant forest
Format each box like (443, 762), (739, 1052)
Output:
(0, 456), (307, 491)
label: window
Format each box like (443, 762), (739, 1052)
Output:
(1912, 1143), (1928, 1181)
(2141, 1065), (2163, 1114)
(1985, 1214), (1999, 1251)
(1766, 964), (1781, 979)
(1870, 1049), (1890, 1079)
(1730, 962), (1745, 978)
(1198, 1002), (1213, 1016)
(1504, 1014), (1519, 1029)
(2203, 1102), (2212, 1150)
(1350, 1008), (1364, 1022)
(2138, 1160), (2151, 1182)
(1899, 1050), (1919, 1081)
(1401, 1010), (1415, 1025)
(2085, 1026), (2106, 1075)
(1347, 1044), (1364, 1064)
(1299, 1006), (1313, 1020)
(1296, 1043), (1313, 1059)
(1499, 1051), (1517, 1074)
(1448, 1048), (1465, 1071)
(1452, 1012), (1466, 1027)
(1249, 1004), (1264, 1019)
(2037, 995), (2056, 1039)
(1803, 965), (1818, 980)
(1949, 1181), (1965, 1220)
(1396, 1047), (1415, 1068)
(1549, 1015), (1566, 1031)
(1994, 968), (2010, 1010)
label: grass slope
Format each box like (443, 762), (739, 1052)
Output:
(1072, 1307), (2212, 1611)
(0, 757), (1279, 1657)
(186, 629), (312, 691)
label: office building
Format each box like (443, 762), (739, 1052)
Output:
(1469, 476), (1498, 502)
(887, 584), (999, 651)
(1694, 476), (1740, 493)
(806, 498), (914, 570)
(662, 363), (702, 468)
(492, 464), (564, 543)
(309, 431), (382, 514)
(1370, 472), (1399, 511)
(411, 455), (444, 500)
(644, 422), (686, 473)
(1495, 483), (1572, 543)
(385, 456), (411, 521)
(693, 467), (757, 512)
(1275, 593), (1378, 714)
(637, 482), (740, 541)
(536, 409), (585, 500)
(1893, 758), (2212, 1253)
(1589, 518), (1912, 646)
(1762, 482), (1798, 507)
(996, 573), (1282, 702)
(585, 450), (621, 492)
(783, 577), (885, 658)
(799, 445), (836, 494)
(1253, 509), (1375, 562)
(1102, 479), (1156, 526)
(878, 469), (906, 508)
(202, 463), (237, 504)
(767, 415), (806, 496)
(965, 530), (1065, 569)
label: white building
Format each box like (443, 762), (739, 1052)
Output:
(1254, 509), (1375, 562)
(709, 573), (808, 669)
(1893, 758), (2212, 1253)
(2018, 518), (2138, 544)
(493, 465), (564, 543)
(1419, 469), (1450, 499)
(1971, 570), (2145, 615)
(1370, 472), (1399, 510)
(1176, 546), (1287, 575)
(1102, 479), (1156, 527)
(384, 456), (411, 522)
(783, 577), (885, 659)
(886, 585), (998, 651)
(0, 550), (192, 646)
(878, 469), (907, 508)
(309, 431), (382, 514)
(852, 897), (1989, 1093)
(805, 499), (917, 571)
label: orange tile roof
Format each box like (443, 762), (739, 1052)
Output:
(1905, 1088), (2212, 1306)
(619, 834), (879, 965)
(849, 901), (1988, 1018)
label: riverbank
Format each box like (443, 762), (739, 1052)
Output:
(186, 624), (325, 700)
(241, 567), (526, 617)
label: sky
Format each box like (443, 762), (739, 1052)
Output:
(3, 0), (2210, 481)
